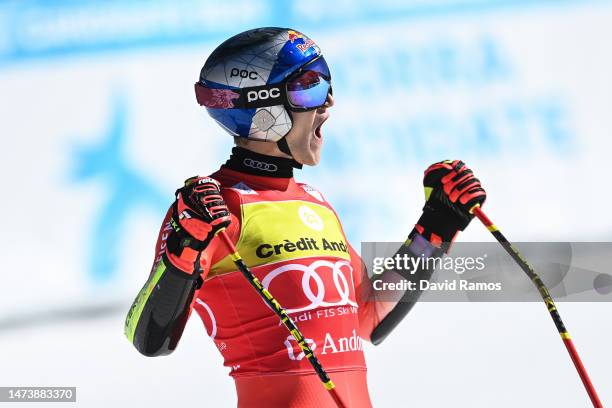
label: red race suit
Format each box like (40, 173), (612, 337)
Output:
(130, 148), (399, 407)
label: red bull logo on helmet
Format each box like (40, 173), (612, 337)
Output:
(287, 29), (317, 53)
(297, 39), (315, 52)
(287, 30), (304, 43)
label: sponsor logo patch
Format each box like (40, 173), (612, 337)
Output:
(302, 184), (324, 202)
(298, 205), (324, 231)
(231, 181), (258, 195)
(243, 158), (278, 172)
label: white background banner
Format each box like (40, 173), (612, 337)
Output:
(0, 1), (610, 406)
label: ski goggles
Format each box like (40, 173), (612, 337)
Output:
(195, 56), (332, 112)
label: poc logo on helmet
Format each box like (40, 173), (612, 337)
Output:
(247, 88), (281, 103)
(230, 68), (258, 80)
(244, 158), (278, 172)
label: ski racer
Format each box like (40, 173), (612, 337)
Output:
(124, 27), (487, 408)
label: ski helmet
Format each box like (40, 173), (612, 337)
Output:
(195, 27), (332, 147)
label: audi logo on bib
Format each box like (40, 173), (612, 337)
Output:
(261, 258), (357, 315)
(243, 158), (278, 172)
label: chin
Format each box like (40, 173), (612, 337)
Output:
(287, 129), (323, 166)
(304, 146), (323, 166)
(303, 158), (320, 166)
(297, 156), (319, 166)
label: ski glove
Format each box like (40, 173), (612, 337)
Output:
(412, 160), (486, 249)
(166, 176), (231, 274)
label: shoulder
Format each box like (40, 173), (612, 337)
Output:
(224, 180), (258, 197)
(295, 182), (328, 204)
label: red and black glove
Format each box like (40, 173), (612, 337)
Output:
(165, 176), (231, 275)
(411, 160), (486, 250)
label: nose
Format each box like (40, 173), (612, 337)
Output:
(318, 92), (334, 113)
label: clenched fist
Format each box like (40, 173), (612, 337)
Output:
(412, 160), (486, 249)
(166, 176), (231, 274)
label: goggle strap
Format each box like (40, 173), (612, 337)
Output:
(195, 82), (289, 109)
(238, 84), (289, 109)
(194, 83), (242, 109)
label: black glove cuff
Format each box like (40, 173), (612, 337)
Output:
(166, 209), (213, 258)
(161, 252), (202, 281)
(415, 200), (468, 244)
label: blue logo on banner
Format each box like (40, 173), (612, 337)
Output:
(70, 96), (167, 282)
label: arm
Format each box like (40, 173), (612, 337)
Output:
(124, 207), (197, 356)
(352, 235), (439, 345)
(355, 160), (487, 344)
(124, 177), (235, 356)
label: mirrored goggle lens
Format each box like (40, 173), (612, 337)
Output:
(286, 57), (332, 109)
(287, 75), (330, 109)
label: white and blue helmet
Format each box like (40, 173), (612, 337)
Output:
(195, 27), (332, 143)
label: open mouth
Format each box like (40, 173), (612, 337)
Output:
(313, 117), (327, 142)
(314, 123), (323, 139)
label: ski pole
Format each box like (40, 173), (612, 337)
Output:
(470, 205), (603, 408)
(215, 229), (347, 408)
